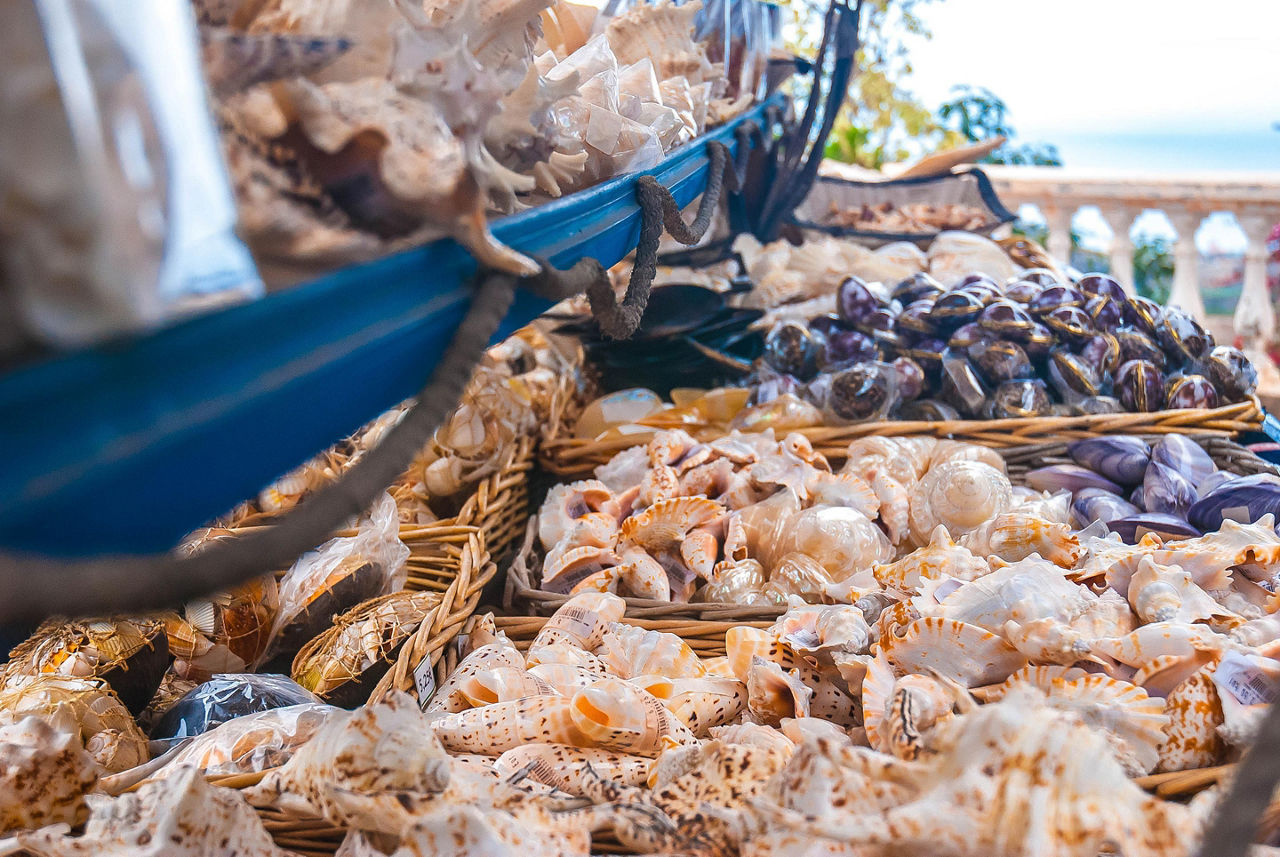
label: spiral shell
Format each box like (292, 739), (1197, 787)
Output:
(428, 638), (525, 713)
(530, 592), (627, 652)
(568, 677), (698, 755)
(493, 744), (653, 793)
(745, 658), (813, 726)
(908, 461), (1013, 545)
(0, 713), (97, 833)
(629, 675), (747, 736)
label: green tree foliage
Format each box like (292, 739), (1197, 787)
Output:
(936, 86), (1062, 166)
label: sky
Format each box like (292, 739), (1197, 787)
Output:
(900, 0), (1280, 247)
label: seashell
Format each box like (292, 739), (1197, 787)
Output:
(524, 642), (610, 673)
(874, 526), (989, 591)
(568, 677), (698, 755)
(529, 592), (627, 652)
(605, 0), (712, 83)
(1067, 436), (1151, 486)
(249, 694), (451, 833)
(1025, 464), (1121, 496)
(429, 637), (526, 713)
(908, 460), (1013, 547)
(1202, 344), (1258, 402)
(746, 658), (813, 726)
(1093, 622), (1225, 675)
(757, 689), (1202, 857)
(527, 663), (603, 696)
(1167, 374), (1220, 410)
(867, 667), (956, 760)
(991, 378), (1053, 418)
(1142, 461), (1199, 517)
(0, 713), (97, 834)
(629, 675), (746, 735)
(598, 623), (707, 680)
(11, 765), (289, 856)
(1108, 513), (1202, 543)
(493, 744), (652, 793)
(937, 350), (989, 417)
(1127, 556), (1234, 625)
(539, 480), (620, 550)
(541, 545), (623, 595)
(577, 392), (664, 441)
(926, 231), (1018, 287)
(1029, 284), (1086, 315)
(960, 512), (1081, 568)
(879, 617), (1025, 687)
(762, 551), (836, 604)
(1209, 650), (1280, 748)
(804, 471), (880, 518)
(772, 604), (874, 658)
(456, 667), (558, 708)
(1157, 667), (1225, 772)
(1071, 487), (1140, 528)
(1157, 306), (1213, 362)
(822, 363), (898, 423)
(1189, 476), (1280, 532)
(725, 626), (795, 682)
(1115, 359), (1164, 412)
(614, 546), (672, 601)
(0, 675), (148, 775)
(3, 616), (169, 717)
(926, 439), (1006, 474)
(971, 664), (1090, 702)
(694, 557), (768, 605)
(430, 694), (585, 754)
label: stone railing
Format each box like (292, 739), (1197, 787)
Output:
(983, 166), (1280, 351)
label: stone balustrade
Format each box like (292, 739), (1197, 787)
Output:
(983, 166), (1280, 353)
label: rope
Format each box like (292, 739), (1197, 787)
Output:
(0, 123), (760, 621)
(0, 270), (518, 623)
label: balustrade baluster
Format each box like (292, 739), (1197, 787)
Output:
(1167, 209), (1207, 320)
(1234, 210), (1278, 353)
(1099, 204), (1138, 294)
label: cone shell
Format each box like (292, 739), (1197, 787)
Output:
(599, 623), (707, 680)
(529, 592), (626, 651)
(493, 744), (652, 793)
(629, 675), (746, 736)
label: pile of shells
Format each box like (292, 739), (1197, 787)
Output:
(1031, 433), (1280, 543)
(756, 269), (1258, 424)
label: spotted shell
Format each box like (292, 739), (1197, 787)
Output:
(527, 663), (604, 695)
(629, 675), (746, 736)
(746, 658), (813, 726)
(456, 667), (557, 708)
(568, 677), (698, 756)
(428, 638), (525, 713)
(599, 623), (707, 680)
(0, 713), (97, 834)
(907, 460), (1013, 546)
(1158, 666), (1225, 773)
(725, 626), (796, 682)
(493, 744), (653, 793)
(529, 592), (627, 652)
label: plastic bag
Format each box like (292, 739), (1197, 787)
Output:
(266, 491), (410, 660)
(150, 673), (319, 746)
(154, 702), (339, 777)
(0, 0), (261, 348)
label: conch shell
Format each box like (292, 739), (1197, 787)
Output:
(529, 592), (626, 651)
(907, 460), (1013, 547)
(0, 712), (97, 834)
(746, 657), (812, 726)
(428, 637), (525, 713)
(629, 675), (746, 735)
(0, 675), (148, 774)
(493, 744), (652, 793)
(599, 623), (707, 680)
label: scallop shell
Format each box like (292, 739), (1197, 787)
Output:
(1158, 667), (1226, 773)
(598, 623), (707, 680)
(494, 744), (652, 794)
(0, 713), (97, 834)
(879, 617), (1026, 687)
(10, 765), (289, 856)
(248, 693), (451, 833)
(907, 460), (1013, 546)
(745, 658), (813, 726)
(619, 496), (726, 554)
(529, 592), (627, 652)
(873, 527), (989, 591)
(428, 638), (526, 713)
(960, 512), (1082, 567)
(629, 675), (746, 736)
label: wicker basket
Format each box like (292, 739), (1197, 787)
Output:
(542, 396), (1266, 479)
(512, 433), (1280, 622)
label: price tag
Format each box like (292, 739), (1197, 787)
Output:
(932, 577), (964, 603)
(413, 655), (437, 708)
(1212, 650), (1279, 707)
(555, 607), (600, 642)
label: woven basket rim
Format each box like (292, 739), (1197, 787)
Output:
(511, 432), (1278, 622)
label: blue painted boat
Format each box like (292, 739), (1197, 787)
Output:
(0, 96), (781, 556)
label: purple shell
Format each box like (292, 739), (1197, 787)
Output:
(1142, 461), (1198, 517)
(837, 277), (879, 326)
(1197, 470), (1235, 497)
(1071, 487), (1141, 528)
(820, 329), (878, 370)
(1025, 464), (1122, 495)
(1067, 436), (1151, 486)
(1128, 484), (1146, 510)
(1150, 434), (1217, 487)
(1108, 513), (1202, 543)
(1187, 473), (1280, 531)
